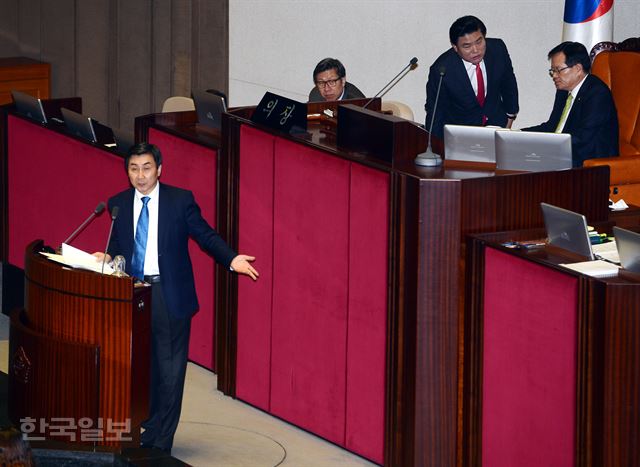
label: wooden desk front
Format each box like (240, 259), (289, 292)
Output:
(217, 109), (610, 466)
(465, 232), (640, 467)
(0, 100), (127, 266)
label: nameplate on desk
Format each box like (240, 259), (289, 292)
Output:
(251, 92), (307, 134)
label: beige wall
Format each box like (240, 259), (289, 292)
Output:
(229, 1), (639, 129)
(0, 0), (228, 132)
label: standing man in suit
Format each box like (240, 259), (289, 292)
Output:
(522, 41), (618, 166)
(425, 15), (519, 139)
(94, 142), (258, 453)
(308, 58), (366, 102)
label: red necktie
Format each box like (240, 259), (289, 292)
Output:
(475, 64), (487, 124)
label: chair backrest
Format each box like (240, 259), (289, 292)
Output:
(381, 100), (414, 121)
(161, 96), (195, 113)
(591, 46), (640, 156)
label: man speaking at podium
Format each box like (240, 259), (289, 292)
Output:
(425, 15), (519, 139)
(94, 142), (258, 453)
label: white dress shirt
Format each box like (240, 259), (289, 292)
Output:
(461, 58), (487, 98)
(133, 182), (160, 275)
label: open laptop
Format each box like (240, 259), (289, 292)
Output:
(61, 107), (97, 143)
(496, 131), (572, 171)
(541, 202), (595, 260)
(613, 226), (640, 273)
(193, 90), (227, 129)
(11, 90), (48, 124)
(444, 124), (496, 163)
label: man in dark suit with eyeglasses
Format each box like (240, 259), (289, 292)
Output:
(522, 41), (618, 166)
(308, 57), (365, 102)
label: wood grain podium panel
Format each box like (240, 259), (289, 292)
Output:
(9, 241), (151, 448)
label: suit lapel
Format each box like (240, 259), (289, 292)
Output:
(563, 75), (591, 131)
(121, 189), (135, 247)
(157, 183), (167, 252)
(450, 53), (477, 102)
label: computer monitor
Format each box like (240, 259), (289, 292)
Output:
(193, 89), (227, 129)
(61, 108), (97, 143)
(496, 130), (572, 171)
(444, 124), (496, 163)
(11, 90), (48, 124)
(613, 226), (640, 273)
(541, 202), (594, 260)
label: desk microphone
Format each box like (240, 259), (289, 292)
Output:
(363, 57), (419, 109)
(415, 66), (446, 167)
(101, 206), (119, 274)
(62, 201), (106, 245)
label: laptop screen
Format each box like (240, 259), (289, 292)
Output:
(613, 226), (640, 273)
(496, 131), (572, 171)
(444, 124), (496, 163)
(541, 202), (594, 260)
(61, 108), (97, 143)
(12, 90), (48, 124)
(193, 90), (227, 129)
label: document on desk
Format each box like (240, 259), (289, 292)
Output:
(559, 260), (620, 278)
(592, 241), (620, 264)
(41, 243), (114, 274)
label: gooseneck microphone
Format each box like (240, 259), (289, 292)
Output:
(62, 201), (106, 245)
(415, 66), (446, 167)
(363, 57), (419, 109)
(101, 206), (119, 274)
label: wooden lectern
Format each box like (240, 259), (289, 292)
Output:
(8, 241), (151, 448)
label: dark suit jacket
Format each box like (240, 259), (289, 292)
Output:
(107, 183), (236, 320)
(425, 38), (519, 139)
(522, 74), (619, 166)
(308, 81), (365, 102)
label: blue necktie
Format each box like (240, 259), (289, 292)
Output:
(131, 196), (150, 280)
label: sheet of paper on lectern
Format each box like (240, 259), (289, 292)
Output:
(40, 243), (113, 274)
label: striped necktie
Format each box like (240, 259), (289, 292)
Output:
(131, 196), (150, 280)
(555, 94), (573, 133)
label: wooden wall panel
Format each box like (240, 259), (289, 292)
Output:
(151, 0), (172, 114)
(192, 0), (228, 97)
(76, 0), (111, 122)
(0, 0), (229, 132)
(0, 0), (19, 57)
(40, 0), (75, 98)
(16, 0), (40, 56)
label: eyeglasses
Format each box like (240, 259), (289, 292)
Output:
(548, 65), (574, 77)
(315, 77), (342, 88)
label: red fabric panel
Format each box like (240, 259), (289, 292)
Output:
(148, 128), (218, 370)
(236, 125), (276, 410)
(269, 137), (350, 446)
(8, 116), (127, 267)
(345, 164), (388, 464)
(483, 248), (578, 467)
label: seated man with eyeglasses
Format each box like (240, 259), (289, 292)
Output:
(522, 41), (618, 166)
(308, 57), (365, 102)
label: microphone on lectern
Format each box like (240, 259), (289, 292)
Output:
(62, 201), (106, 246)
(415, 66), (446, 167)
(101, 206), (119, 274)
(363, 57), (419, 109)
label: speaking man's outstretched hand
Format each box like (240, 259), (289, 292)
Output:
(231, 255), (259, 281)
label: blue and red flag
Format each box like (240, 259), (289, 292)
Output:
(562, 0), (614, 53)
